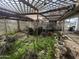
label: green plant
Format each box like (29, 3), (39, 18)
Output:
(1, 36), (56, 59)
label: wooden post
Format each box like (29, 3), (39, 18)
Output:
(37, 10), (39, 22)
(4, 18), (8, 38)
(17, 20), (20, 32)
(62, 20), (65, 33)
(36, 10), (39, 35)
(77, 15), (79, 31)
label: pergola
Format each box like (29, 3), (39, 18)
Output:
(0, 0), (78, 21)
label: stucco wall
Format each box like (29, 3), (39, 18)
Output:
(0, 19), (17, 35)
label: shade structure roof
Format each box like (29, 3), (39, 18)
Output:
(0, 0), (78, 21)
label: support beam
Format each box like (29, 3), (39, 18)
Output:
(20, 6), (70, 15)
(39, 6), (70, 14)
(4, 18), (7, 37)
(59, 5), (79, 21)
(40, 14), (49, 20)
(0, 7), (17, 14)
(0, 8), (34, 21)
(36, 10), (39, 35)
(18, 0), (38, 10)
(62, 20), (65, 32)
(17, 20), (21, 32)
(44, 15), (62, 17)
(17, 0), (68, 20)
(20, 13), (39, 15)
(20, 12), (49, 20)
(0, 10), (20, 17)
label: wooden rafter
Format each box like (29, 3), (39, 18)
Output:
(44, 15), (62, 17)
(0, 7), (34, 21)
(19, 6), (69, 15)
(59, 5), (79, 21)
(18, 0), (38, 10)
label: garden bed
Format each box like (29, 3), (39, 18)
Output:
(0, 35), (56, 59)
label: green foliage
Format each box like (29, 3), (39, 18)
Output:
(1, 36), (56, 59)
(34, 36), (56, 59)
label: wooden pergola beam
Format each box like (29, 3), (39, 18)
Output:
(19, 6), (70, 15)
(40, 14), (49, 20)
(18, 0), (38, 10)
(20, 13), (39, 15)
(40, 6), (70, 14)
(44, 15), (62, 17)
(59, 5), (79, 21)
(18, 0), (48, 20)
(0, 7), (17, 14)
(0, 7), (34, 21)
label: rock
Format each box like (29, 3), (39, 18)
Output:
(64, 40), (79, 59)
